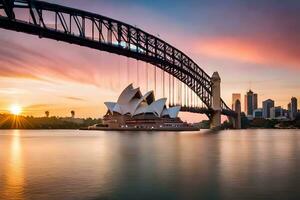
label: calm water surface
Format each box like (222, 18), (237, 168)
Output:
(1, 129), (300, 200)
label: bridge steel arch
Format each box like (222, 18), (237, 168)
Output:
(0, 0), (235, 118)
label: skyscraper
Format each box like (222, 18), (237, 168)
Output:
(288, 103), (291, 119)
(245, 90), (258, 116)
(232, 93), (241, 111)
(253, 93), (258, 111)
(262, 99), (274, 118)
(270, 106), (284, 119)
(244, 94), (247, 114)
(291, 97), (298, 120)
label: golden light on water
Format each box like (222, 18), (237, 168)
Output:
(2, 130), (25, 200)
(9, 104), (22, 115)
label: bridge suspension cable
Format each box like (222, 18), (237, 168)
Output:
(179, 81), (181, 106)
(146, 63), (148, 91)
(154, 65), (156, 96)
(136, 60), (139, 86)
(0, 0), (236, 118)
(118, 56), (121, 89)
(168, 73), (171, 106)
(126, 57), (129, 85)
(172, 75), (175, 106)
(185, 84), (188, 107)
(162, 70), (165, 98)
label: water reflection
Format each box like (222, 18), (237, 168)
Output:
(3, 130), (24, 200)
(1, 130), (300, 200)
(218, 130), (300, 200)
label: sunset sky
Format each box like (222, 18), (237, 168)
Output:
(0, 0), (299, 122)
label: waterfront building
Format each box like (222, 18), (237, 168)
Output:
(232, 93), (241, 111)
(282, 109), (289, 118)
(244, 90), (258, 116)
(288, 103), (291, 118)
(262, 99), (274, 119)
(270, 106), (284, 119)
(253, 108), (263, 118)
(291, 97), (298, 120)
(253, 93), (258, 111)
(94, 84), (197, 131)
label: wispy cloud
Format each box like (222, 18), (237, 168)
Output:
(25, 104), (52, 109)
(62, 96), (86, 101)
(0, 36), (122, 90)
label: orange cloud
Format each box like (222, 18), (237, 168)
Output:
(195, 37), (300, 69)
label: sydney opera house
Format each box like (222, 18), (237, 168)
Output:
(89, 84), (198, 131)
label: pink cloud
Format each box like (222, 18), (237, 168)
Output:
(0, 35), (123, 92)
(194, 36), (300, 69)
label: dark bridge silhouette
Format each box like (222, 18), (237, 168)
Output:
(0, 0), (240, 128)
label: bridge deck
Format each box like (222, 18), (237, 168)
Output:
(0, 0), (236, 119)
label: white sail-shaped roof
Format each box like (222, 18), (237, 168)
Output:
(143, 90), (155, 104)
(104, 84), (181, 118)
(117, 84), (142, 104)
(128, 98), (143, 115)
(104, 102), (117, 114)
(113, 103), (123, 114)
(162, 108), (168, 117)
(130, 90), (155, 116)
(146, 98), (167, 117)
(162, 106), (180, 118)
(133, 102), (148, 116)
(117, 84), (133, 104)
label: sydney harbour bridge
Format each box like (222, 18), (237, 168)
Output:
(0, 0), (241, 129)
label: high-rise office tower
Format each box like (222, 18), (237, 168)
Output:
(253, 93), (258, 111)
(288, 103), (291, 119)
(245, 90), (258, 116)
(291, 97), (298, 120)
(262, 99), (274, 118)
(270, 106), (284, 119)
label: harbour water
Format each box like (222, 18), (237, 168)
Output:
(1, 129), (300, 200)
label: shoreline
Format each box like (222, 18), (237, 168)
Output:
(80, 127), (200, 131)
(0, 127), (299, 130)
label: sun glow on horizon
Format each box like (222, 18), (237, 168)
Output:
(10, 104), (22, 115)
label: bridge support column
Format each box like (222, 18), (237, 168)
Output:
(233, 100), (241, 129)
(210, 72), (221, 129)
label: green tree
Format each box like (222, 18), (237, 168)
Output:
(71, 110), (75, 118)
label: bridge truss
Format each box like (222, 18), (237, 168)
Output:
(0, 0), (236, 118)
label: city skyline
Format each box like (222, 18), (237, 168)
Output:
(0, 0), (300, 122)
(233, 89), (298, 120)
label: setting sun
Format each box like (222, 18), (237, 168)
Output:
(10, 104), (22, 115)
